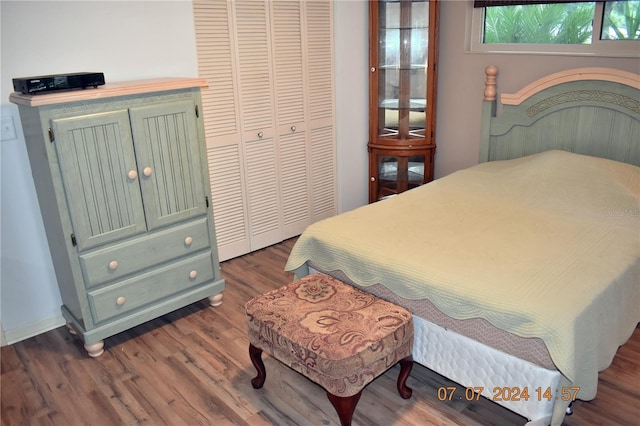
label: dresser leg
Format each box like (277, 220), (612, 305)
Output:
(65, 323), (77, 335)
(208, 293), (224, 307)
(84, 341), (104, 358)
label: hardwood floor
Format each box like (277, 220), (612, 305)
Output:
(2, 237), (639, 425)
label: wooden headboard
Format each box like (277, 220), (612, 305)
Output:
(479, 66), (640, 166)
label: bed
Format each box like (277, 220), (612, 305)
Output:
(284, 66), (640, 426)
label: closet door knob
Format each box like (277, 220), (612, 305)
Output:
(189, 270), (198, 279)
(370, 176), (376, 182)
(184, 236), (193, 246)
(257, 132), (263, 138)
(128, 170), (138, 180)
(143, 167), (153, 177)
(108, 260), (119, 270)
(290, 125), (296, 132)
(116, 296), (126, 306)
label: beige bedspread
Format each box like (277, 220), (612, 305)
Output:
(285, 150), (640, 399)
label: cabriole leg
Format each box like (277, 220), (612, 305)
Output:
(326, 390), (362, 426)
(249, 343), (266, 388)
(396, 355), (413, 399)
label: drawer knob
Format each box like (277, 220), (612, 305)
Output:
(143, 167), (153, 177)
(184, 236), (193, 246)
(127, 170), (138, 180)
(116, 296), (126, 306)
(189, 270), (198, 279)
(109, 260), (119, 270)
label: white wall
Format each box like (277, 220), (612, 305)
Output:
(1, 0), (638, 344)
(334, 0), (369, 212)
(0, 0), (200, 344)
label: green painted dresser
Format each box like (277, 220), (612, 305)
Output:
(10, 78), (225, 357)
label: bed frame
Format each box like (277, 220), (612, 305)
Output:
(428, 65), (639, 426)
(307, 66), (639, 426)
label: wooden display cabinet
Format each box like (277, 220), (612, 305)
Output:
(368, 0), (439, 203)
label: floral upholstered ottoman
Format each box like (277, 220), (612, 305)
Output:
(245, 273), (414, 426)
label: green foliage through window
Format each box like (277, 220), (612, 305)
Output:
(603, 1), (640, 40)
(483, 1), (640, 44)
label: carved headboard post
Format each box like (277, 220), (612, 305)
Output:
(484, 65), (498, 101)
(479, 66), (499, 163)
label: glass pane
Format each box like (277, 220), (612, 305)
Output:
(483, 3), (595, 44)
(377, 154), (425, 200)
(602, 1), (640, 40)
(378, 0), (429, 139)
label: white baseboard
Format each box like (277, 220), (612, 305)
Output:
(2, 314), (66, 346)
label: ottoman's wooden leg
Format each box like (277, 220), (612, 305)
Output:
(397, 355), (413, 399)
(327, 390), (362, 426)
(249, 344), (266, 389)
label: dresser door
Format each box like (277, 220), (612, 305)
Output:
(129, 100), (208, 230)
(52, 110), (147, 251)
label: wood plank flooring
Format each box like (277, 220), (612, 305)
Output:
(2, 238), (639, 425)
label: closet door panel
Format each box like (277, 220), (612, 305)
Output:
(207, 146), (250, 260)
(244, 136), (281, 250)
(194, 0), (249, 261)
(271, 0), (306, 126)
(279, 130), (311, 238)
(310, 125), (337, 220)
(304, 0), (337, 221)
(193, 0), (241, 146)
(234, 0), (275, 135)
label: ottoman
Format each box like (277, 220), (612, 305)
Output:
(245, 273), (414, 426)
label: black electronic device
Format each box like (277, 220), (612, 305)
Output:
(12, 72), (105, 95)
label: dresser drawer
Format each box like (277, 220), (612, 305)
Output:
(80, 218), (211, 288)
(87, 251), (215, 323)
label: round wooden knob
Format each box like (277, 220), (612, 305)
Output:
(184, 236), (193, 246)
(128, 170), (138, 180)
(189, 270), (198, 279)
(108, 260), (118, 270)
(116, 296), (126, 306)
(143, 167), (153, 177)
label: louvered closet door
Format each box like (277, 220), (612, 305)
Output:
(192, 0), (336, 261)
(51, 111), (147, 251)
(129, 100), (208, 230)
(304, 0), (337, 222)
(193, 0), (251, 261)
(271, 0), (311, 239)
(235, 0), (282, 251)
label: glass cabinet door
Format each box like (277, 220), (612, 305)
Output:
(369, 0), (438, 203)
(377, 0), (429, 140)
(378, 154), (425, 197)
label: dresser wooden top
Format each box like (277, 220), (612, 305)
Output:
(9, 77), (208, 107)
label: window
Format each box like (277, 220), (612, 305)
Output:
(468, 1), (640, 56)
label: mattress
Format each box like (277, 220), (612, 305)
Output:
(286, 150), (640, 402)
(310, 263), (555, 370)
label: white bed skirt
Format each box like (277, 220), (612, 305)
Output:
(412, 315), (565, 425)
